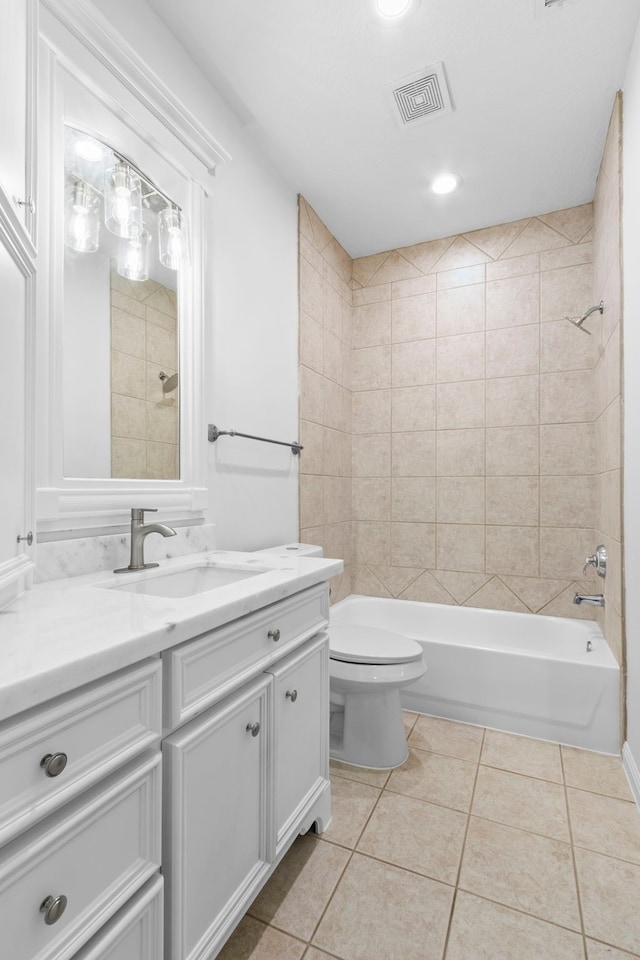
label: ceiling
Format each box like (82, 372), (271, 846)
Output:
(147, 0), (640, 258)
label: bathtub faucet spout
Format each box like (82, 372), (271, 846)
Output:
(573, 593), (604, 607)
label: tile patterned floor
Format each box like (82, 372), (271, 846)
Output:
(217, 713), (640, 960)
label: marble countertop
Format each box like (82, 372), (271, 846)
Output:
(0, 550), (343, 723)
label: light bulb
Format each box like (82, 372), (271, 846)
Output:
(117, 224), (150, 281)
(158, 205), (188, 270)
(65, 181), (100, 253)
(104, 161), (143, 238)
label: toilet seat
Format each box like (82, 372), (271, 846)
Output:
(329, 625), (423, 665)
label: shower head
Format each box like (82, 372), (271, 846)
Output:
(159, 371), (179, 393)
(564, 301), (604, 336)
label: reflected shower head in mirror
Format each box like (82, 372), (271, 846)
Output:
(564, 301), (604, 335)
(159, 371), (178, 393)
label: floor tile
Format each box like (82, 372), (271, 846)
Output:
(313, 852), (454, 960)
(587, 941), (640, 959)
(323, 776), (380, 849)
(403, 710), (419, 737)
(357, 790), (467, 884)
(248, 834), (349, 941)
(303, 950), (336, 960)
(459, 816), (581, 930)
(329, 758), (390, 789)
(576, 847), (640, 954)
(216, 916), (306, 960)
(562, 746), (632, 801)
(387, 746), (477, 812)
(445, 891), (585, 960)
(408, 713), (484, 761)
(568, 788), (640, 864)
(472, 764), (570, 841)
(481, 728), (563, 782)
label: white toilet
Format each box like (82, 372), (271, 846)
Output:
(254, 543), (427, 770)
(328, 623), (426, 769)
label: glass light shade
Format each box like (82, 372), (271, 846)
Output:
(104, 161), (143, 238)
(64, 181), (100, 252)
(117, 224), (150, 282)
(158, 205), (190, 270)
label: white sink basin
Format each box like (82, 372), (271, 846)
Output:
(107, 563), (271, 598)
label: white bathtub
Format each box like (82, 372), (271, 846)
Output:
(330, 595), (620, 754)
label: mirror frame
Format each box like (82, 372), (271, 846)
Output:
(36, 0), (229, 534)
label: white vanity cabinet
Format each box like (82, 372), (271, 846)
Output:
(162, 583), (331, 960)
(0, 659), (163, 960)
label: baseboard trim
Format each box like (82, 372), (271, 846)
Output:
(623, 741), (640, 808)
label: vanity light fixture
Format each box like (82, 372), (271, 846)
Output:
(431, 173), (462, 195)
(64, 125), (189, 276)
(376, 0), (412, 18)
(104, 160), (143, 238)
(64, 180), (100, 253)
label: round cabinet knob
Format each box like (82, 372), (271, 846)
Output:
(268, 628), (281, 643)
(40, 895), (68, 925)
(285, 689), (298, 702)
(246, 722), (261, 737)
(40, 753), (68, 778)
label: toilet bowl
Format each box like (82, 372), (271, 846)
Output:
(329, 624), (426, 769)
(253, 543), (427, 770)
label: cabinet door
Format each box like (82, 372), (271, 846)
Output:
(266, 633), (330, 856)
(0, 237), (34, 607)
(0, 0), (36, 238)
(163, 675), (271, 960)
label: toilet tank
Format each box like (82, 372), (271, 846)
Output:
(252, 543), (324, 558)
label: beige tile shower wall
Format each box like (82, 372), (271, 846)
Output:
(110, 269), (179, 479)
(351, 206), (599, 618)
(298, 198), (353, 602)
(593, 93), (624, 665)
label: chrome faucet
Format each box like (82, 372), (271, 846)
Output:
(114, 508), (177, 573)
(573, 593), (604, 608)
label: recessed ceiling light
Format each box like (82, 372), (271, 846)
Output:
(376, 0), (412, 19)
(431, 173), (462, 195)
(74, 137), (107, 162)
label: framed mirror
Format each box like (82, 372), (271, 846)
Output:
(36, 3), (228, 533)
(63, 125), (182, 482)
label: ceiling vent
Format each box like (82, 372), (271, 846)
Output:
(388, 62), (453, 129)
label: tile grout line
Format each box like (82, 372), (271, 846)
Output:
(441, 725), (487, 960)
(560, 745), (589, 960)
(301, 771), (391, 953)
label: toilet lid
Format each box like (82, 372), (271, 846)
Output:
(329, 624), (423, 665)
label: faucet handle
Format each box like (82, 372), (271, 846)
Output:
(131, 507), (158, 522)
(583, 544), (607, 578)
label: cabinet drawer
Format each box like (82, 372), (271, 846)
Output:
(0, 659), (161, 845)
(71, 876), (163, 960)
(164, 583), (329, 730)
(0, 751), (161, 960)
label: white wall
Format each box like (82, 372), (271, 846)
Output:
(89, 0), (300, 550)
(623, 18), (640, 782)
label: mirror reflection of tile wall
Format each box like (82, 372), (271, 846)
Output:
(110, 268), (179, 479)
